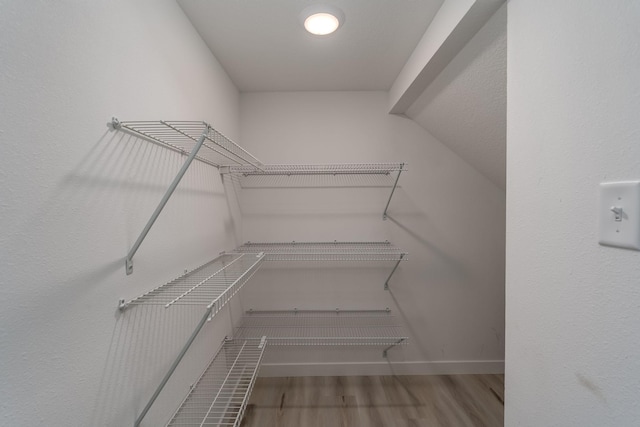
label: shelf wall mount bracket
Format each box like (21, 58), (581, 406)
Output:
(383, 163), (405, 221)
(120, 120), (209, 275)
(384, 253), (405, 290)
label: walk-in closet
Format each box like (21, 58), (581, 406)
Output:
(3, 1), (639, 426)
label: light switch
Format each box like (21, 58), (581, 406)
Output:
(598, 181), (640, 250)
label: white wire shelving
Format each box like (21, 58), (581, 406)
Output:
(234, 309), (408, 348)
(233, 241), (406, 289)
(129, 253), (264, 427)
(111, 118), (411, 424)
(225, 163), (404, 176)
(234, 241), (406, 262)
(111, 117), (405, 274)
(120, 252), (264, 313)
(221, 163), (406, 221)
(112, 119), (263, 169)
(110, 118), (264, 275)
(166, 337), (266, 427)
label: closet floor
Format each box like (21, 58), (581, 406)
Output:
(241, 374), (504, 427)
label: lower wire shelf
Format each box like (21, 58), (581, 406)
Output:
(234, 309), (408, 346)
(167, 338), (267, 427)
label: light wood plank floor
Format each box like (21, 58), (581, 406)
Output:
(241, 375), (504, 427)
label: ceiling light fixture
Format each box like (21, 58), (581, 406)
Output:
(301, 5), (344, 36)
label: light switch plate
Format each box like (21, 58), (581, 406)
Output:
(599, 181), (640, 250)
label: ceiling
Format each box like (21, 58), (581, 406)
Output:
(177, 0), (445, 92)
(177, 0), (507, 191)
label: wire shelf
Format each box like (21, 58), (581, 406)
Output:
(114, 120), (263, 168)
(223, 163), (406, 191)
(121, 253), (264, 310)
(225, 163), (405, 176)
(167, 338), (266, 427)
(234, 310), (408, 346)
(234, 241), (406, 262)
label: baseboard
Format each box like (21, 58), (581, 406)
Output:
(258, 360), (505, 377)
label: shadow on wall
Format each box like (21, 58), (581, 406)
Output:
(89, 304), (224, 426)
(382, 186), (474, 362)
(386, 213), (466, 279)
(2, 123), (235, 425)
(3, 126), (230, 310)
(5, 126), (227, 285)
(221, 171), (243, 247)
(385, 180), (469, 283)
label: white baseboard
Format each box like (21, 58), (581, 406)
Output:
(258, 360), (505, 377)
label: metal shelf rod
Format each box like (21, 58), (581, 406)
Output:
(204, 127), (264, 171)
(166, 338), (266, 427)
(124, 129), (208, 275)
(113, 120), (219, 168)
(134, 307), (212, 427)
(199, 342), (248, 424)
(121, 253), (264, 309)
(383, 338), (406, 358)
(383, 163), (404, 220)
(165, 254), (247, 308)
(384, 253), (405, 290)
(224, 163), (406, 175)
(159, 121), (247, 167)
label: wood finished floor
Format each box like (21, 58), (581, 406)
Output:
(241, 375), (504, 427)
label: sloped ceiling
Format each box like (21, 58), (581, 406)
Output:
(406, 4), (506, 190)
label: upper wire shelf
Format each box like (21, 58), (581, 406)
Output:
(111, 118), (264, 275)
(233, 241), (407, 262)
(112, 119), (263, 169)
(234, 309), (408, 346)
(222, 163), (406, 221)
(120, 252), (264, 311)
(166, 338), (266, 427)
(223, 163), (405, 176)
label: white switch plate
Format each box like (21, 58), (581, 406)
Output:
(598, 181), (640, 250)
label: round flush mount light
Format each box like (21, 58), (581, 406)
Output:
(301, 5), (344, 36)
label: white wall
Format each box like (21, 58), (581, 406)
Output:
(506, 1), (640, 425)
(0, 1), (241, 425)
(239, 91), (505, 376)
(407, 3), (506, 190)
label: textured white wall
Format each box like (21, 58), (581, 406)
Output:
(239, 91), (505, 376)
(506, 1), (640, 425)
(0, 1), (241, 425)
(407, 4), (506, 190)
(389, 0), (475, 112)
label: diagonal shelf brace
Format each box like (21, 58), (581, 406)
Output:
(382, 338), (406, 358)
(384, 253), (405, 290)
(134, 307), (212, 427)
(383, 163), (405, 220)
(122, 122), (209, 275)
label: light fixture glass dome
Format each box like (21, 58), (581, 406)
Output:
(304, 12), (340, 35)
(301, 5), (344, 36)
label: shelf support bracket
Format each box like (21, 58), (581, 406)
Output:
(134, 307), (212, 427)
(125, 128), (209, 275)
(384, 253), (404, 290)
(383, 163), (404, 220)
(382, 338), (405, 359)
